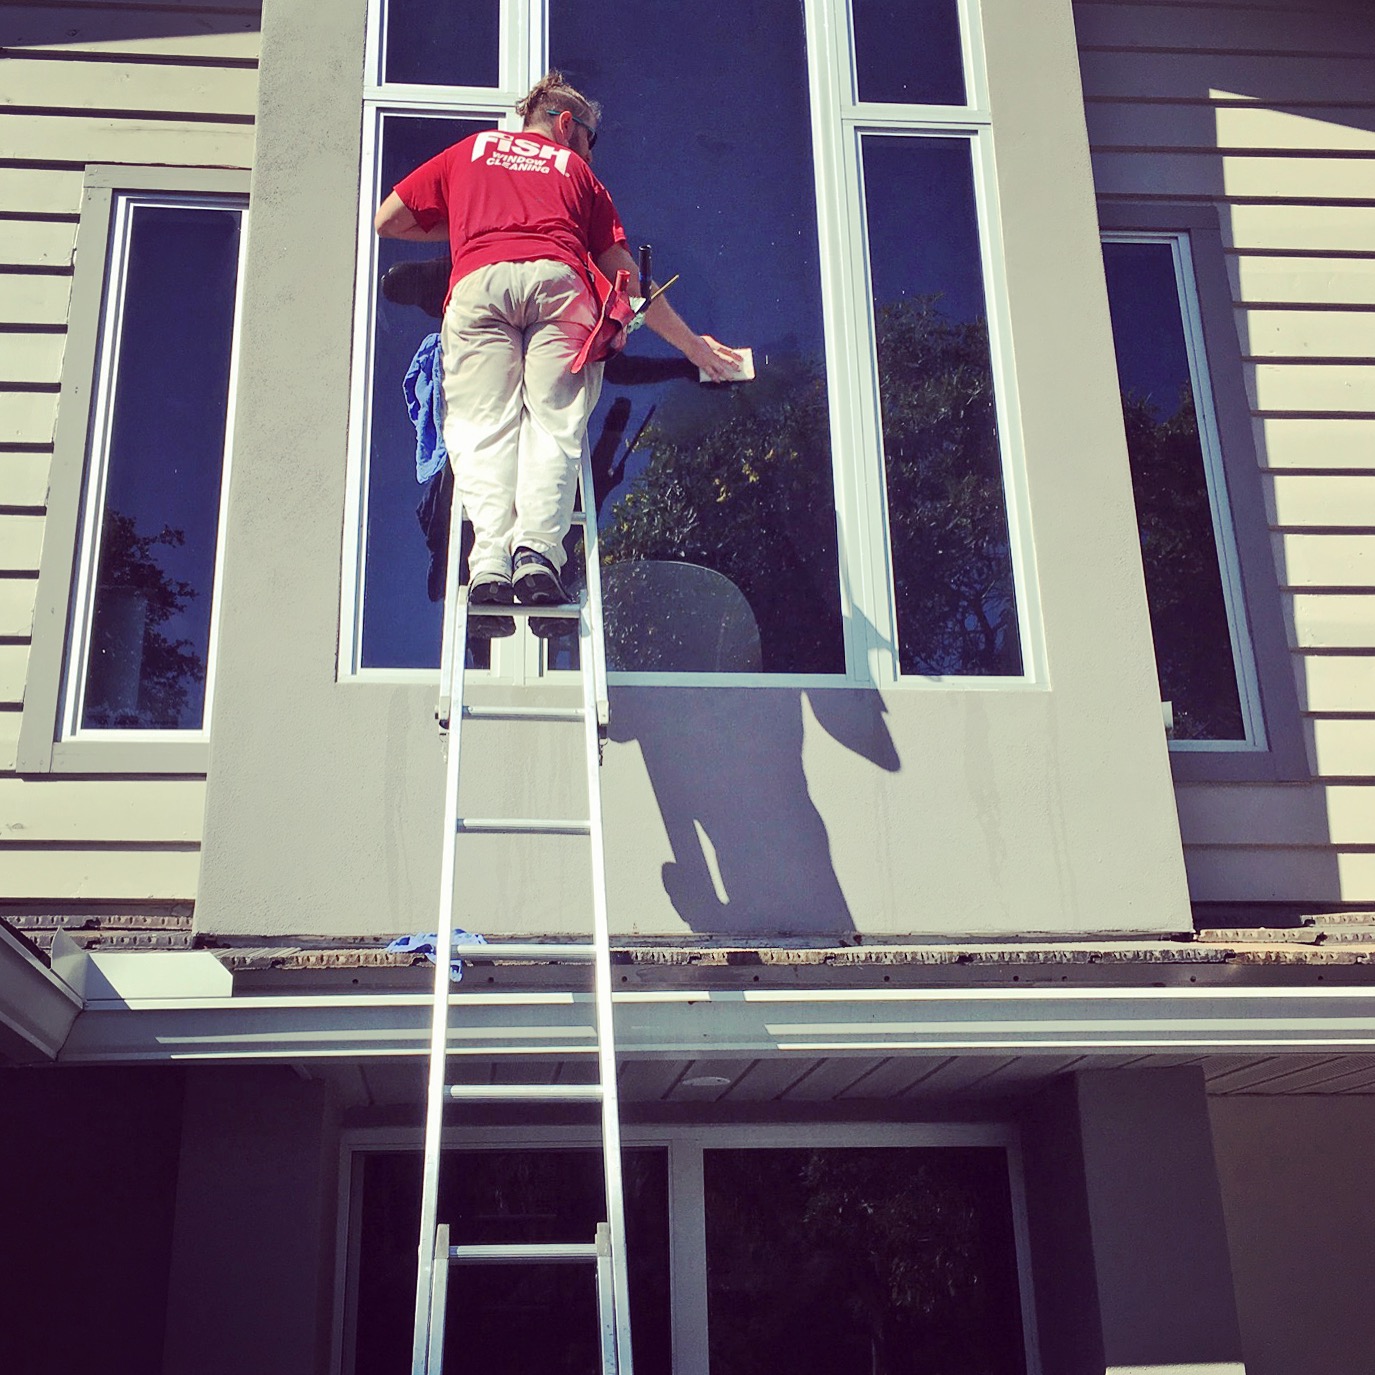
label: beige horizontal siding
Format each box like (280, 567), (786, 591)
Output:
(1271, 476), (1375, 528)
(1094, 151), (1375, 201)
(0, 2), (260, 922)
(0, 777), (205, 843)
(0, 219), (78, 269)
(0, 390), (58, 446)
(0, 644), (29, 706)
(1274, 532), (1375, 588)
(1229, 256), (1375, 308)
(1079, 0), (1375, 906)
(2, 7), (259, 61)
(0, 57), (258, 119)
(0, 332), (66, 387)
(1176, 781), (1375, 846)
(1077, 2), (1365, 54)
(4, 113), (255, 168)
(0, 167), (85, 217)
(1295, 652), (1375, 713)
(1249, 363), (1375, 414)
(1242, 310), (1375, 361)
(1290, 594), (1375, 648)
(0, 452), (51, 509)
(1256, 417), (1375, 470)
(1088, 103), (1375, 155)
(0, 847), (200, 903)
(0, 579), (37, 640)
(0, 275), (73, 326)
(0, 514), (45, 573)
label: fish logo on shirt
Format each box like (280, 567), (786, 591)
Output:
(471, 130), (574, 177)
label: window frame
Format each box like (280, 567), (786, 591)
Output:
(1098, 201), (1308, 782)
(333, 1118), (1042, 1375)
(17, 166), (250, 776)
(342, 0), (1045, 692)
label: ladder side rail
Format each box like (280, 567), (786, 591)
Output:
(579, 445), (611, 729)
(595, 1223), (619, 1375)
(427, 1224), (451, 1375)
(435, 494), (466, 730)
(580, 600), (634, 1375)
(411, 507), (471, 1375)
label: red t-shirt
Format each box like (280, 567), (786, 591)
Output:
(393, 129), (628, 306)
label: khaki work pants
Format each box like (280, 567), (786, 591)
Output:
(440, 259), (603, 579)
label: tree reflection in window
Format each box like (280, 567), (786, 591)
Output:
(82, 513), (205, 729)
(863, 136), (1021, 677)
(705, 1146), (1027, 1375)
(75, 200), (241, 732)
(1102, 238), (1247, 741)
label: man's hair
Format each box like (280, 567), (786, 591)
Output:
(516, 70), (601, 130)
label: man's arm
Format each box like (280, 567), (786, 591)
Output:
(595, 243), (742, 383)
(375, 192), (450, 243)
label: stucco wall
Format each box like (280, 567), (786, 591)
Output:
(194, 0), (1189, 940)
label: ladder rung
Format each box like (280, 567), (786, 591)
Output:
(445, 1083), (603, 1102)
(469, 603), (581, 620)
(462, 705), (586, 722)
(458, 817), (591, 835)
(447, 941), (597, 961)
(448, 1242), (600, 1265)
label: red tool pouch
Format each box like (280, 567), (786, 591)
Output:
(571, 264), (637, 374)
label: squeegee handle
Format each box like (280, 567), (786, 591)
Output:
(638, 244), (652, 301)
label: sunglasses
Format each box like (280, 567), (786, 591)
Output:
(547, 107), (598, 150)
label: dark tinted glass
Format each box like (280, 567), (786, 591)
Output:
(81, 204), (239, 729)
(551, 0), (844, 675)
(384, 0), (500, 87)
(355, 1148), (671, 1374)
(363, 114), (492, 671)
(1102, 239), (1245, 740)
(862, 136), (1021, 676)
(853, 0), (966, 105)
(705, 1147), (1027, 1375)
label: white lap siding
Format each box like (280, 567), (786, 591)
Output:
(1077, 0), (1375, 903)
(0, 2), (259, 906)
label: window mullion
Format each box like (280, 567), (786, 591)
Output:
(970, 126), (1042, 684)
(806, 0), (891, 685)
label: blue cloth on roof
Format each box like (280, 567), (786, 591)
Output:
(386, 928), (487, 983)
(404, 332), (448, 482)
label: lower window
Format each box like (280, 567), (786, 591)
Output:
(345, 1131), (1033, 1375)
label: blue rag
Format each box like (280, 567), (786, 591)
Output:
(386, 928), (487, 983)
(403, 332), (448, 482)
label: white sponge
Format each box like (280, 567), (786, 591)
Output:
(700, 346), (755, 384)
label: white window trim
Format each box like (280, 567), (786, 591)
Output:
(59, 192), (248, 747)
(343, 0), (1042, 693)
(332, 1117), (1042, 1375)
(1101, 229), (1266, 753)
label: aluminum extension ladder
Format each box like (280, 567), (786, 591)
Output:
(409, 444), (633, 1375)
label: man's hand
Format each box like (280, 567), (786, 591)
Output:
(686, 334), (746, 384)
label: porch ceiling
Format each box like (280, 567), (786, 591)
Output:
(305, 1048), (1375, 1113)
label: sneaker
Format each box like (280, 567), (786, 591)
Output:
(512, 547), (577, 639)
(467, 573), (515, 639)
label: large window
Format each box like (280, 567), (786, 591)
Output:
(342, 1124), (1038, 1375)
(65, 198), (244, 734)
(346, 0), (1036, 688)
(17, 169), (248, 775)
(1101, 232), (1263, 748)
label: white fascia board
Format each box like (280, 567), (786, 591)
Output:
(0, 925), (83, 1062)
(49, 932), (232, 1002)
(56, 984), (1375, 1065)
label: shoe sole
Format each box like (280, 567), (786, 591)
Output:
(468, 579), (515, 639)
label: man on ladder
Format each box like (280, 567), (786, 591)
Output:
(375, 69), (741, 638)
(376, 70), (743, 1375)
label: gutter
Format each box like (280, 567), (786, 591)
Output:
(0, 922), (82, 1063)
